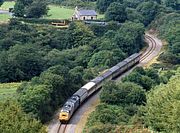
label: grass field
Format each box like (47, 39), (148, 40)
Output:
(46, 5), (74, 19)
(0, 2), (104, 21)
(0, 83), (21, 101)
(0, 14), (11, 22)
(0, 1), (15, 10)
(46, 5), (104, 19)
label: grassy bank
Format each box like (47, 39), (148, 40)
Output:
(0, 1), (15, 10)
(0, 83), (21, 100)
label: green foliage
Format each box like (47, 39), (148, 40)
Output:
(13, 0), (25, 17)
(68, 21), (95, 48)
(114, 21), (145, 55)
(13, 0), (48, 18)
(126, 8), (144, 23)
(96, 0), (123, 13)
(100, 81), (146, 105)
(61, 0), (95, 8)
(123, 0), (144, 8)
(143, 69), (180, 132)
(105, 2), (127, 22)
(85, 103), (141, 132)
(86, 124), (114, 133)
(159, 52), (180, 64)
(0, 0), (3, 6)
(18, 84), (53, 122)
(17, 64), (86, 122)
(136, 1), (159, 26)
(122, 67), (159, 91)
(25, 0), (49, 18)
(0, 83), (21, 101)
(88, 50), (125, 68)
(150, 11), (180, 65)
(163, 0), (180, 10)
(0, 11), (145, 125)
(0, 44), (45, 82)
(0, 100), (46, 133)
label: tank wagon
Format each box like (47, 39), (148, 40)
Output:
(59, 52), (142, 123)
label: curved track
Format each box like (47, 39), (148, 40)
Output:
(140, 35), (157, 62)
(48, 33), (162, 133)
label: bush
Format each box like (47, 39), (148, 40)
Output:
(0, 100), (46, 133)
(100, 81), (146, 105)
(11, 18), (70, 25)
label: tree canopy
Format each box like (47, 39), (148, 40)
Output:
(143, 69), (180, 132)
(13, 0), (48, 18)
(100, 81), (146, 105)
(0, 0), (3, 6)
(105, 2), (127, 22)
(0, 100), (46, 133)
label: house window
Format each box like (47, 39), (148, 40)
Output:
(91, 17), (93, 20)
(83, 17), (85, 20)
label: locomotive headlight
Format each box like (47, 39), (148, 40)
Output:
(59, 112), (69, 121)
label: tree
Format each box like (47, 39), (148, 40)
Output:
(143, 73), (180, 132)
(96, 0), (114, 13)
(114, 21), (145, 54)
(100, 81), (146, 105)
(105, 2), (127, 22)
(25, 0), (48, 18)
(123, 0), (144, 8)
(69, 66), (84, 86)
(0, 44), (45, 82)
(171, 42), (180, 54)
(18, 84), (53, 122)
(122, 72), (154, 91)
(136, 1), (158, 26)
(159, 52), (180, 64)
(164, 0), (180, 10)
(13, 0), (48, 18)
(0, 100), (46, 133)
(13, 0), (25, 17)
(126, 8), (144, 23)
(68, 22), (94, 48)
(0, 0), (4, 6)
(145, 68), (160, 84)
(88, 50), (122, 68)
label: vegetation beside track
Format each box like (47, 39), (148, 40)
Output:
(0, 0), (179, 132)
(84, 0), (180, 132)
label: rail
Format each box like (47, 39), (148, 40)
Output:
(55, 34), (158, 133)
(140, 35), (157, 62)
(57, 123), (67, 133)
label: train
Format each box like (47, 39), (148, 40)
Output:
(59, 52), (143, 123)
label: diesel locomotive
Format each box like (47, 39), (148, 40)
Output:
(59, 52), (142, 123)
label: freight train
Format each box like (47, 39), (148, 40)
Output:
(59, 52), (142, 123)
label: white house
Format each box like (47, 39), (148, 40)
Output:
(72, 6), (97, 20)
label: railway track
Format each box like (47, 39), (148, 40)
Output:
(57, 123), (67, 133)
(53, 34), (158, 133)
(140, 35), (157, 62)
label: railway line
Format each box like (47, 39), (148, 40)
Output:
(140, 35), (157, 62)
(48, 33), (162, 133)
(57, 124), (67, 133)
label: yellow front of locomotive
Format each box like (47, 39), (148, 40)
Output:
(59, 111), (70, 123)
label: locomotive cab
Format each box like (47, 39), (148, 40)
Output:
(59, 110), (69, 123)
(59, 101), (74, 123)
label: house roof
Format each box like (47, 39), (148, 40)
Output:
(78, 10), (97, 16)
